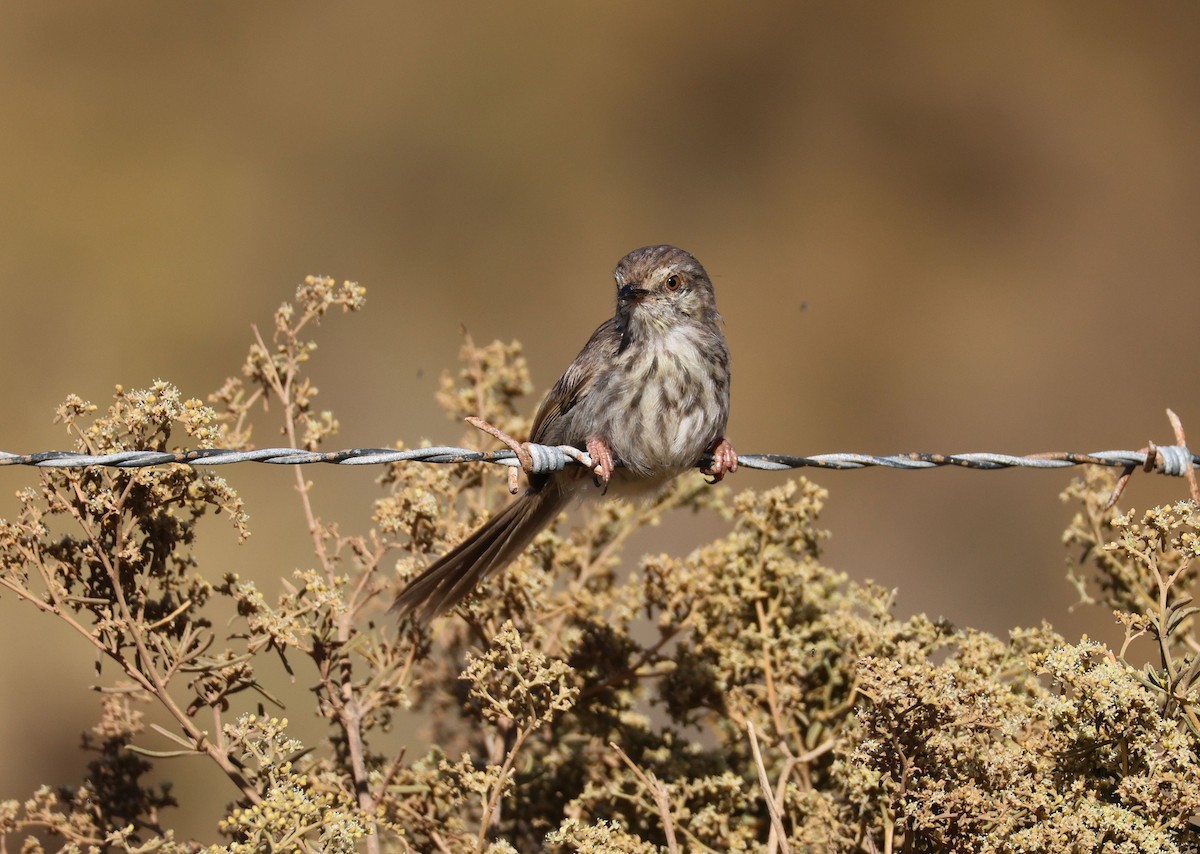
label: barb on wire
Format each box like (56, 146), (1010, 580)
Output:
(1, 410), (1195, 504)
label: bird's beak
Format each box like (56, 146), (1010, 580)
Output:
(618, 284), (649, 308)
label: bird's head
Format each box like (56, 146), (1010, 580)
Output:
(613, 245), (718, 328)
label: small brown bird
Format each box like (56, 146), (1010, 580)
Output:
(393, 245), (737, 620)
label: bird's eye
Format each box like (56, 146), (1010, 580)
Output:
(665, 275), (680, 291)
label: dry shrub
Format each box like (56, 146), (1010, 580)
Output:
(2, 279), (1197, 852)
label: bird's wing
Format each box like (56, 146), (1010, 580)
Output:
(529, 317), (620, 444)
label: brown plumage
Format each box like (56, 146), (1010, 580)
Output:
(393, 245), (737, 620)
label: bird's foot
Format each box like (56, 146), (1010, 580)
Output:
(701, 436), (739, 483)
(586, 436), (616, 490)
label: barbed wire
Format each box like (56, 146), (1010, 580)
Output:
(3, 408), (1197, 506)
(0, 442), (1195, 475)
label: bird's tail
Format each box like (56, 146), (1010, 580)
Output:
(392, 483), (571, 621)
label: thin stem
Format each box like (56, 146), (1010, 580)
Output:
(266, 320), (381, 854)
(611, 743), (680, 854)
(747, 722), (791, 854)
(476, 725), (533, 852)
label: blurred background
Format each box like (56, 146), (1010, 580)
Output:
(2, 1), (1199, 842)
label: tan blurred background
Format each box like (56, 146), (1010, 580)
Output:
(3, 1), (1200, 842)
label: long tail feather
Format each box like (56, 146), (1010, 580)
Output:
(392, 483), (570, 621)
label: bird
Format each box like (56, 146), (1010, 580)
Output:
(393, 245), (737, 620)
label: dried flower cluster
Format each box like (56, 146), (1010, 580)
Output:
(1, 277), (1197, 852)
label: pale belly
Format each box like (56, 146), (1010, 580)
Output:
(589, 326), (729, 479)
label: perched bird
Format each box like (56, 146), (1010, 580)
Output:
(393, 245), (737, 620)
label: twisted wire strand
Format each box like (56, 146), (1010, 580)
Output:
(0, 444), (1196, 477)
